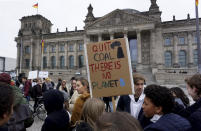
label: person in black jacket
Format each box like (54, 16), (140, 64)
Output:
(177, 73), (201, 131)
(32, 79), (43, 112)
(143, 84), (191, 131)
(41, 90), (70, 131)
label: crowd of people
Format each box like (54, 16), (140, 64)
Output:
(0, 72), (201, 131)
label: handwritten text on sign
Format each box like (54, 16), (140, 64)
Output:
(86, 38), (134, 97)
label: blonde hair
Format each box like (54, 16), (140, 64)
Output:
(81, 98), (105, 128)
(77, 77), (90, 92)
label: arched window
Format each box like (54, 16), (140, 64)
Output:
(51, 56), (56, 69)
(78, 55), (84, 68)
(179, 50), (187, 67)
(43, 56), (47, 68)
(194, 49), (198, 66)
(164, 51), (172, 67)
(69, 55), (74, 69)
(60, 56), (65, 68)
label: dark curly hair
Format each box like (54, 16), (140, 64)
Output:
(144, 84), (174, 114)
(0, 82), (14, 119)
(170, 87), (190, 107)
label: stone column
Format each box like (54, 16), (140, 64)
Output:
(65, 43), (68, 69)
(173, 33), (179, 66)
(56, 43), (59, 69)
(187, 32), (193, 67)
(30, 39), (33, 71)
(98, 33), (102, 42)
(75, 41), (78, 69)
(16, 43), (20, 69)
(137, 30), (142, 64)
(155, 28), (163, 67)
(150, 30), (156, 66)
(47, 44), (50, 69)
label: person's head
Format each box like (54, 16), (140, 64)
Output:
(81, 98), (105, 128)
(170, 87), (189, 107)
(133, 73), (145, 97)
(185, 73), (201, 101)
(60, 90), (70, 110)
(22, 77), (27, 83)
(0, 73), (11, 85)
(43, 90), (64, 114)
(71, 77), (77, 89)
(142, 84), (174, 118)
(58, 78), (62, 82)
(76, 78), (89, 94)
(95, 112), (143, 131)
(37, 79), (42, 85)
(61, 80), (66, 87)
(0, 82), (14, 126)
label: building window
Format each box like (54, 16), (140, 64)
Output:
(51, 56), (56, 69)
(164, 38), (171, 46)
(78, 55), (84, 68)
(60, 56), (65, 68)
(194, 49), (198, 66)
(60, 45), (65, 52)
(25, 59), (30, 68)
(179, 37), (185, 44)
(164, 51), (172, 67)
(69, 55), (74, 69)
(69, 44), (74, 52)
(25, 46), (30, 54)
(51, 45), (56, 53)
(43, 56), (47, 68)
(78, 44), (84, 51)
(179, 50), (187, 67)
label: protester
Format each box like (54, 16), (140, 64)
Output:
(23, 77), (32, 103)
(59, 80), (68, 93)
(69, 77), (77, 98)
(42, 90), (70, 131)
(77, 98), (105, 129)
(60, 90), (71, 120)
(142, 84), (191, 131)
(71, 78), (90, 126)
(32, 79), (43, 112)
(56, 78), (62, 90)
(103, 97), (113, 112)
(0, 83), (14, 130)
(95, 112), (143, 131)
(0, 73), (33, 131)
(117, 73), (146, 118)
(176, 74), (201, 131)
(69, 77), (80, 112)
(170, 87), (190, 108)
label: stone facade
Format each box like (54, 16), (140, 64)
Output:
(15, 0), (200, 84)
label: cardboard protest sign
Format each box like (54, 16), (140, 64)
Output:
(28, 70), (38, 79)
(85, 38), (134, 97)
(39, 71), (48, 78)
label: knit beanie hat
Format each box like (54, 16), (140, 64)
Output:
(0, 73), (11, 84)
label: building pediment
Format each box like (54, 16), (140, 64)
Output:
(85, 9), (157, 29)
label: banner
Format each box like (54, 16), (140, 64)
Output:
(38, 71), (48, 78)
(85, 38), (134, 97)
(28, 70), (38, 79)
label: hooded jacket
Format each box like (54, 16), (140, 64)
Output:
(42, 90), (70, 131)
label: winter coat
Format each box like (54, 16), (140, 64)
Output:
(71, 92), (90, 125)
(11, 85), (27, 107)
(32, 84), (42, 98)
(69, 90), (80, 112)
(42, 90), (70, 131)
(178, 98), (201, 131)
(144, 113), (191, 131)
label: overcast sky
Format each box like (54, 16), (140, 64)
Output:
(0, 0), (199, 58)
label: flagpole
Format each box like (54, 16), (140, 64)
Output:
(195, 0), (201, 73)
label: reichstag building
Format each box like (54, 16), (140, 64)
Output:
(15, 0), (200, 84)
